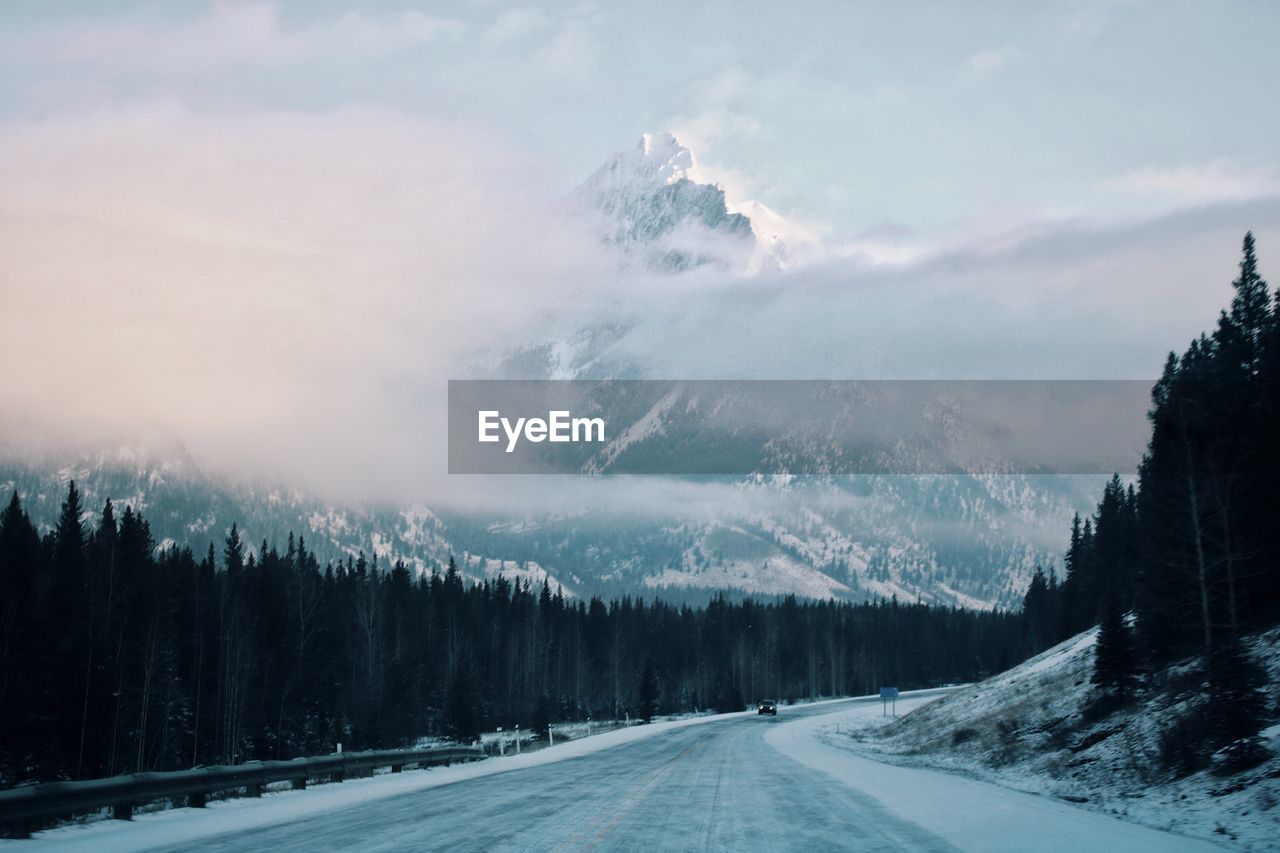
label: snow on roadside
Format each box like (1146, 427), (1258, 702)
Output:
(766, 691), (1222, 852)
(811, 629), (1280, 851)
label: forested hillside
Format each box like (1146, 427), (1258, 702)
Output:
(1023, 233), (1279, 773)
(0, 489), (1020, 787)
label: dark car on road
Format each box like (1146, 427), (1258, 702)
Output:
(757, 700), (777, 715)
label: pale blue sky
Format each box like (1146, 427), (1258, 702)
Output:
(2, 1), (1277, 236)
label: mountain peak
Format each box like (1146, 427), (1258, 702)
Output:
(579, 131), (697, 197)
(637, 132), (694, 184)
(571, 132), (757, 271)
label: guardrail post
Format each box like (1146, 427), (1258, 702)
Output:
(189, 791), (207, 808)
(112, 802), (133, 821)
(292, 778), (307, 790)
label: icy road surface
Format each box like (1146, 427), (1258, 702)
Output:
(18, 691), (1220, 852)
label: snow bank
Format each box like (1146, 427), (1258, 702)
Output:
(813, 629), (1280, 850)
(766, 693), (1220, 852)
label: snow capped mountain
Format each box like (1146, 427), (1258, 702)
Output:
(728, 198), (822, 271)
(570, 132), (801, 273)
(579, 131), (697, 193)
(0, 134), (1105, 612)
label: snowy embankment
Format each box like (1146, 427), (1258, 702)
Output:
(766, 691), (1221, 852)
(808, 630), (1280, 851)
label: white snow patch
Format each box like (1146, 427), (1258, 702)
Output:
(767, 693), (1221, 852)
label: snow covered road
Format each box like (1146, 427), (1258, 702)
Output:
(14, 692), (1222, 851)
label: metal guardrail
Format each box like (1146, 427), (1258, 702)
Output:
(0, 745), (485, 839)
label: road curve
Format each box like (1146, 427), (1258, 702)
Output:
(153, 698), (956, 852)
(29, 694), (1222, 852)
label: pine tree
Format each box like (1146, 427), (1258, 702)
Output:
(1021, 566), (1052, 654)
(1091, 603), (1138, 697)
(1203, 637), (1274, 768)
(1207, 637), (1267, 753)
(53, 480), (86, 579)
(531, 693), (553, 736)
(636, 657), (658, 723)
(443, 667), (481, 744)
(223, 523), (244, 576)
(1229, 231), (1270, 369)
(0, 490), (1037, 785)
(714, 676), (743, 713)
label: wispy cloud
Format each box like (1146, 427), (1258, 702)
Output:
(1, 2), (466, 73)
(967, 46), (1024, 76)
(486, 8), (552, 45)
(1104, 160), (1280, 206)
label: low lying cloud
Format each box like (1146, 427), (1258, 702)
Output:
(1, 101), (1277, 509)
(1103, 160), (1280, 207)
(0, 104), (613, 500)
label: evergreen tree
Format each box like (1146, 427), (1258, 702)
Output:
(714, 676), (744, 713)
(1229, 231), (1270, 367)
(636, 657), (658, 723)
(1091, 603), (1138, 697)
(0, 489), (1039, 785)
(531, 694), (553, 737)
(443, 667), (482, 744)
(1021, 565), (1053, 654)
(1207, 637), (1267, 756)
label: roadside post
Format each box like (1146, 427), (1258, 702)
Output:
(879, 687), (899, 717)
(497, 726), (504, 756)
(516, 724), (521, 755)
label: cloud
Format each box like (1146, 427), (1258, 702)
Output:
(0, 103), (614, 501)
(1, 101), (1277, 508)
(486, 8), (552, 45)
(1, 2), (466, 73)
(1103, 160), (1280, 206)
(967, 46), (1024, 76)
(1058, 0), (1137, 41)
(531, 15), (603, 78)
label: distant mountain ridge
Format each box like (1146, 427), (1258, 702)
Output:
(0, 443), (1099, 610)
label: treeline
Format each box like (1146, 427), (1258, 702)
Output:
(0, 488), (1020, 786)
(1022, 233), (1279, 771)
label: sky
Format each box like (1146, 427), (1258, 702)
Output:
(2, 1), (1278, 233)
(0, 0), (1277, 498)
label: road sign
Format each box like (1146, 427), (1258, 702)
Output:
(880, 687), (898, 717)
(879, 687), (898, 699)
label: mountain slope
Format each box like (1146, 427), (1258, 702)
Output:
(0, 447), (1096, 609)
(829, 626), (1280, 849)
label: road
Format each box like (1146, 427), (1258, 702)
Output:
(185, 701), (953, 852)
(24, 693), (1221, 852)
